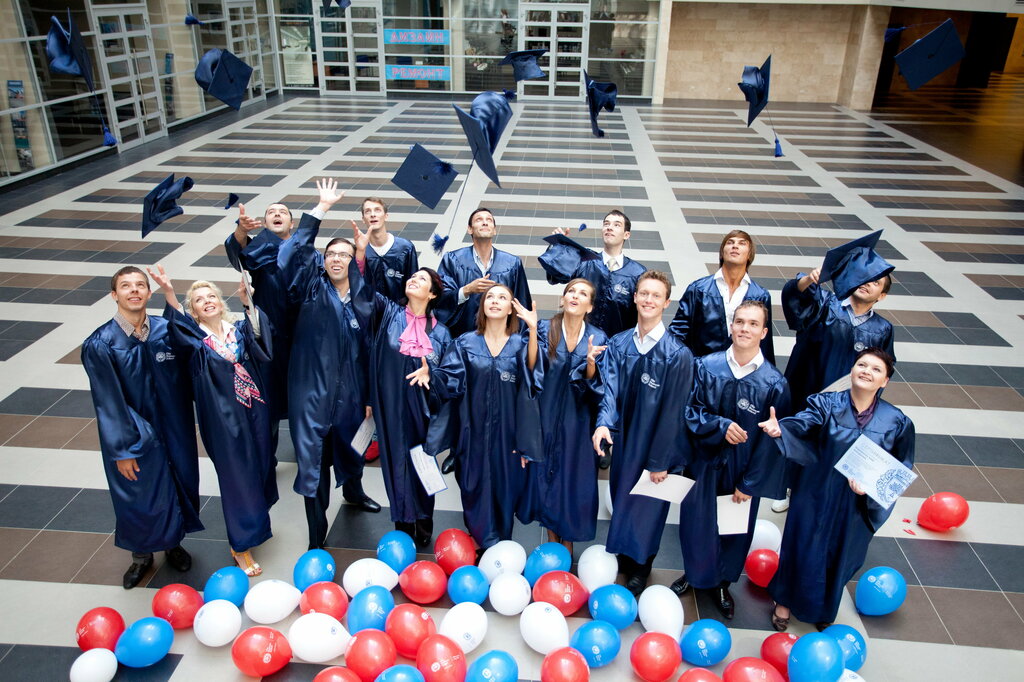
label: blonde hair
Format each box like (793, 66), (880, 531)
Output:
(184, 280), (235, 324)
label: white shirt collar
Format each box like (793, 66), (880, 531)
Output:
(369, 232), (395, 257)
(726, 345), (764, 378)
(840, 297), (875, 323)
(633, 320), (665, 346)
(199, 318), (233, 339)
(602, 250), (624, 269)
(713, 268), (751, 287)
(562, 318), (587, 347)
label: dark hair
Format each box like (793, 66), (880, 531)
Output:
(265, 203), (293, 221)
(110, 266), (149, 291)
(637, 270), (672, 299)
(855, 347), (896, 378)
(362, 197), (388, 213)
(323, 237), (355, 256)
(719, 229), (755, 268)
(604, 209), (631, 233)
(547, 278), (596, 359)
(401, 268), (445, 333)
(474, 284), (518, 335)
(734, 299), (769, 325)
(468, 207), (495, 227)
(880, 273), (892, 295)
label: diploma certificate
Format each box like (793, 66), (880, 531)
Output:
(835, 434), (916, 508)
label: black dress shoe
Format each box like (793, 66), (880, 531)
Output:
(345, 493), (382, 513)
(715, 586), (735, 620)
(625, 574), (647, 598)
(669, 573), (691, 596)
(123, 553), (153, 590)
(414, 518), (434, 549)
(441, 454), (456, 475)
(815, 621), (832, 632)
(165, 545), (192, 572)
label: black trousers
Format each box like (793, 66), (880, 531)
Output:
(618, 553), (656, 579)
(303, 432), (367, 550)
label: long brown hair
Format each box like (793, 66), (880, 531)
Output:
(547, 278), (595, 359)
(474, 284), (518, 335)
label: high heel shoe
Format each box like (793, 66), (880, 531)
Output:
(231, 549), (262, 577)
(770, 601), (790, 632)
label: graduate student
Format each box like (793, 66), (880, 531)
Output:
(149, 266), (277, 576)
(519, 278), (609, 554)
(672, 300), (790, 618)
(358, 196), (420, 304)
(277, 179), (381, 551)
(83, 267), (204, 589)
(669, 230), (774, 363)
(592, 271), (694, 596)
(538, 210), (647, 337)
(759, 348), (914, 631)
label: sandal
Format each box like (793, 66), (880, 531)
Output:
(770, 601), (790, 632)
(231, 549), (262, 577)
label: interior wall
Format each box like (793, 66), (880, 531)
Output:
(1001, 14), (1024, 73)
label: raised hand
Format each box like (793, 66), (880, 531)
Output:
(512, 299), (538, 329)
(551, 226), (570, 237)
(463, 277), (497, 296)
(725, 421), (748, 445)
(146, 264), (173, 295)
(586, 335), (607, 365)
(238, 276), (251, 308)
(758, 406), (781, 438)
(316, 177), (344, 208)
(237, 203), (262, 232)
(351, 220), (369, 253)
(406, 356), (431, 389)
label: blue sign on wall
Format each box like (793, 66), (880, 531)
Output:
(386, 65), (451, 81)
(384, 29), (450, 45)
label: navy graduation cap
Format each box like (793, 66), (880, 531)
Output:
(894, 19), (964, 91)
(392, 144), (458, 210)
(737, 55), (771, 126)
(224, 193), (239, 210)
(820, 230), (895, 300)
(46, 9), (116, 146)
(500, 49), (547, 82)
(142, 174), (194, 238)
(453, 89), (515, 188)
(584, 70), (617, 138)
(195, 48), (253, 110)
(321, 0), (352, 9)
(184, 14), (203, 26)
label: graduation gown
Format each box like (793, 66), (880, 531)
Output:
(679, 352), (790, 589)
(597, 329), (694, 563)
(365, 236), (419, 304)
(436, 246), (532, 337)
(163, 305), (278, 552)
(425, 331), (544, 549)
(278, 213), (369, 497)
(668, 274), (775, 364)
(768, 391), (915, 624)
(82, 317), (204, 553)
(519, 320), (607, 542)
(781, 276), (894, 408)
(348, 257), (452, 524)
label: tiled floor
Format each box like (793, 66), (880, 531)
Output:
(0, 74), (1023, 680)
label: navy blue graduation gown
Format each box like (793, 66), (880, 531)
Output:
(348, 258), (453, 524)
(768, 391), (915, 624)
(436, 246), (532, 337)
(425, 331), (544, 549)
(519, 320), (607, 542)
(82, 317), (204, 553)
(365, 236), (419, 304)
(781, 276), (894, 408)
(668, 275), (775, 364)
(538, 237), (647, 337)
(679, 352), (790, 589)
(163, 305), (278, 552)
(597, 329), (694, 563)
(278, 213), (369, 497)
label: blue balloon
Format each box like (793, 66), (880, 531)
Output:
(524, 542), (572, 586)
(375, 663), (425, 682)
(114, 617), (174, 668)
(855, 565), (907, 616)
(824, 624), (867, 671)
(788, 632), (845, 682)
(570, 620), (620, 668)
(348, 585), (396, 632)
(203, 566), (249, 606)
(679, 618), (732, 666)
(588, 584), (638, 630)
(447, 565), (489, 604)
(466, 649), (519, 682)
(293, 548), (336, 592)
(377, 530), (417, 573)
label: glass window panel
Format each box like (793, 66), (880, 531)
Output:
(324, 51), (348, 63)
(355, 52), (379, 65)
(103, 38), (126, 58)
(351, 7), (376, 20)
(588, 22), (654, 60)
(325, 79), (350, 92)
(144, 115), (162, 135)
(16, 0), (86, 38)
(110, 82), (133, 100)
(0, 109), (54, 177)
(119, 124), (139, 143)
(106, 59), (130, 79)
(555, 85), (580, 97)
(523, 82), (548, 96)
(459, 57), (510, 92)
(124, 14), (146, 32)
(323, 36), (347, 49)
(115, 102), (137, 123)
(354, 36), (379, 50)
(556, 11), (583, 23)
(587, 59), (653, 97)
(97, 16), (122, 34)
(324, 65), (350, 78)
(353, 22), (377, 34)
(355, 80), (381, 92)
(462, 19), (517, 57)
(134, 54), (154, 76)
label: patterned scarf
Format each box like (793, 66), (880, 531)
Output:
(202, 322), (264, 408)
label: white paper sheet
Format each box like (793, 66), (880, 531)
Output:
(629, 471), (696, 504)
(834, 434), (917, 509)
(410, 445), (448, 496)
(716, 494), (751, 535)
(350, 415), (375, 455)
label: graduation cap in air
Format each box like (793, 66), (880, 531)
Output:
(819, 230), (895, 300)
(195, 48), (253, 110)
(584, 70), (617, 138)
(884, 26), (906, 43)
(392, 144), (458, 210)
(453, 89), (515, 188)
(185, 14), (203, 26)
(893, 19), (964, 91)
(500, 49), (547, 81)
(321, 0), (352, 9)
(46, 9), (116, 146)
(538, 233), (601, 283)
(737, 55), (771, 126)
(142, 174), (194, 238)
(225, 193), (239, 210)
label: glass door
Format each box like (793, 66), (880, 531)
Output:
(227, 0), (265, 103)
(316, 0), (385, 94)
(519, 2), (589, 98)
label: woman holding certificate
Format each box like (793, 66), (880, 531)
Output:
(758, 347), (915, 632)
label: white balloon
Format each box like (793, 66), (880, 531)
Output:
(519, 601), (569, 655)
(439, 602), (489, 654)
(342, 557), (399, 597)
(601, 483), (613, 516)
(638, 584), (684, 638)
(839, 671), (866, 682)
(243, 579), (301, 624)
(193, 599), (243, 647)
(288, 612), (350, 663)
(69, 647), (117, 682)
(576, 544), (618, 592)
(488, 573), (532, 616)
(478, 541), (527, 583)
(749, 519), (782, 555)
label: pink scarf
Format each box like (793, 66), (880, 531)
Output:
(202, 324), (265, 408)
(398, 308), (434, 357)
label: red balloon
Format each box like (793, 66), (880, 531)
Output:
(630, 632), (682, 682)
(399, 561), (448, 605)
(301, 580), (350, 621)
(541, 647), (590, 682)
(415, 634), (466, 682)
(532, 570), (589, 617)
(434, 529), (476, 576)
(918, 492), (970, 532)
(365, 441), (380, 462)
(345, 630), (397, 682)
(678, 669), (723, 682)
(385, 603), (437, 658)
(151, 583), (204, 629)
(760, 632), (798, 679)
(231, 626), (292, 677)
(314, 667), (362, 682)
(722, 657), (785, 682)
(744, 549), (780, 588)
(75, 606), (125, 651)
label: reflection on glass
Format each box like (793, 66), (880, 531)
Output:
(103, 38), (126, 58)
(125, 14), (146, 32)
(586, 59), (653, 96)
(352, 22), (377, 34)
(115, 103), (137, 124)
(106, 60), (130, 79)
(97, 16), (121, 34)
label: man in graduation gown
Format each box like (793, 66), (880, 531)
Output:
(672, 300), (790, 618)
(82, 266), (203, 588)
(669, 230), (774, 363)
(538, 209), (647, 337)
(592, 271), (694, 596)
(359, 196), (419, 304)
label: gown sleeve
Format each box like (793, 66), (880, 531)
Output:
(515, 334), (546, 462)
(347, 254), (391, 334)
(277, 213), (322, 305)
(781, 274), (829, 334)
(82, 339), (159, 462)
(668, 283), (698, 343)
(512, 257), (532, 310)
(237, 308), (273, 363)
(595, 344), (620, 431)
(224, 232), (248, 272)
(685, 362), (730, 450)
(424, 340), (468, 456)
(775, 392), (831, 466)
